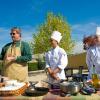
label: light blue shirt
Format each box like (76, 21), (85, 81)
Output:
(86, 45), (100, 79)
(45, 46), (68, 82)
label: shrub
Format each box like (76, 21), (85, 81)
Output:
(28, 62), (38, 71)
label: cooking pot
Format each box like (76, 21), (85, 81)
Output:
(60, 81), (81, 95)
(43, 80), (81, 95)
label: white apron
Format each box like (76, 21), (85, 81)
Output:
(3, 42), (28, 82)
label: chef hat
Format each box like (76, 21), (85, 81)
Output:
(96, 27), (100, 36)
(51, 31), (62, 43)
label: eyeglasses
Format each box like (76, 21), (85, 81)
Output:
(10, 33), (16, 35)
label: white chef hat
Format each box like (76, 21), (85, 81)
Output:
(51, 31), (62, 43)
(96, 27), (100, 36)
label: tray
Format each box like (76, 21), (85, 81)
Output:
(0, 82), (28, 96)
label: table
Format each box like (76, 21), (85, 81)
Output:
(0, 92), (100, 100)
(0, 95), (43, 100)
(44, 92), (100, 100)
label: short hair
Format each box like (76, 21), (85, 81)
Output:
(11, 27), (21, 37)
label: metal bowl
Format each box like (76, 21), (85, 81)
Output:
(60, 81), (81, 95)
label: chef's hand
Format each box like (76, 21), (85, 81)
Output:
(56, 77), (60, 81)
(6, 56), (16, 61)
(47, 67), (53, 75)
(53, 67), (61, 74)
(47, 68), (60, 80)
(51, 73), (60, 80)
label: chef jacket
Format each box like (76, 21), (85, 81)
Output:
(45, 46), (68, 82)
(86, 45), (100, 79)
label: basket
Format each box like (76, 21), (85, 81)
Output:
(0, 83), (5, 88)
(0, 82), (28, 96)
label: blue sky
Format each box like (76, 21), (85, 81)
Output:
(0, 0), (100, 52)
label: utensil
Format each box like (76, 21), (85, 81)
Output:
(25, 87), (49, 96)
(42, 80), (60, 89)
(25, 81), (49, 96)
(80, 80), (96, 95)
(43, 80), (81, 95)
(59, 81), (81, 95)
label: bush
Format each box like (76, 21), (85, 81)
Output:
(28, 62), (38, 71)
(38, 61), (46, 70)
(0, 64), (2, 70)
(0, 61), (45, 71)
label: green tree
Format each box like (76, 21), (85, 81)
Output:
(31, 12), (74, 54)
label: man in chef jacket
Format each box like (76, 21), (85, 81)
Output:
(86, 27), (100, 79)
(45, 31), (68, 83)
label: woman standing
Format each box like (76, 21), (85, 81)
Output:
(45, 31), (68, 83)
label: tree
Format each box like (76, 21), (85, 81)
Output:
(31, 12), (74, 54)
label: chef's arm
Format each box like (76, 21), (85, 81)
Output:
(16, 42), (32, 62)
(51, 74), (60, 80)
(45, 53), (53, 75)
(53, 53), (68, 74)
(47, 67), (53, 74)
(51, 54), (68, 80)
(0, 47), (6, 60)
(45, 53), (53, 74)
(58, 53), (68, 70)
(45, 66), (59, 80)
(86, 50), (93, 71)
(51, 68), (61, 80)
(86, 50), (94, 79)
(53, 67), (61, 74)
(46, 67), (60, 80)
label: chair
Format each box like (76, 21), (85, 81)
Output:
(64, 67), (74, 81)
(72, 66), (88, 82)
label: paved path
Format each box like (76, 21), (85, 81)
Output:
(28, 69), (88, 82)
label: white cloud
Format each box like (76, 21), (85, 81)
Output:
(71, 22), (99, 41)
(0, 27), (10, 40)
(72, 41), (85, 54)
(21, 25), (36, 41)
(0, 26), (36, 52)
(71, 22), (100, 54)
(0, 22), (99, 54)
(72, 22), (97, 32)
